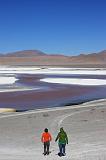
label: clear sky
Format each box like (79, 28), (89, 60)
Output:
(0, 0), (106, 55)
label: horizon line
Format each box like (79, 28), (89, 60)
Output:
(0, 48), (106, 56)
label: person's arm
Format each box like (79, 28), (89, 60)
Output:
(55, 133), (59, 142)
(49, 133), (52, 141)
(65, 132), (68, 144)
(41, 133), (44, 143)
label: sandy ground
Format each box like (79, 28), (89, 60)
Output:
(0, 99), (106, 160)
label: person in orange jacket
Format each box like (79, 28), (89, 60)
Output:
(41, 128), (52, 155)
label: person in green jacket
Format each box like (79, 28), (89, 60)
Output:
(55, 127), (68, 156)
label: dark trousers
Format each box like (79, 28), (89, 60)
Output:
(44, 141), (50, 154)
(59, 144), (66, 154)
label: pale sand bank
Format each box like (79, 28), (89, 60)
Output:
(0, 108), (16, 113)
(0, 99), (106, 159)
(0, 76), (18, 84)
(40, 77), (106, 85)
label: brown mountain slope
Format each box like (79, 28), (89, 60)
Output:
(70, 50), (106, 63)
(4, 50), (46, 57)
(0, 50), (106, 67)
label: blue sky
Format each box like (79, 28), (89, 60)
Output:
(0, 0), (106, 55)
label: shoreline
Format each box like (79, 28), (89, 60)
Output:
(15, 98), (106, 114)
(0, 97), (105, 114)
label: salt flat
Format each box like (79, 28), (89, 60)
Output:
(40, 77), (106, 85)
(0, 67), (106, 91)
(0, 76), (17, 85)
(0, 67), (106, 75)
(0, 99), (106, 160)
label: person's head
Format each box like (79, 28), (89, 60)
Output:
(44, 128), (48, 133)
(60, 127), (64, 132)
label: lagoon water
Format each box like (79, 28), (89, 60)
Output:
(0, 67), (106, 111)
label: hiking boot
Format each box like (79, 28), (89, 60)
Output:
(43, 152), (47, 156)
(62, 153), (66, 156)
(47, 152), (49, 155)
(58, 152), (63, 157)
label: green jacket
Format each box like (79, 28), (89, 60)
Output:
(55, 130), (68, 145)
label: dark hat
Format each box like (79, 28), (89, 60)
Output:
(44, 128), (48, 132)
(60, 127), (64, 132)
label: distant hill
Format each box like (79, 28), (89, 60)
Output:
(70, 50), (106, 63)
(0, 49), (106, 67)
(4, 50), (46, 57)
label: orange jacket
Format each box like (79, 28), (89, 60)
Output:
(41, 132), (52, 143)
